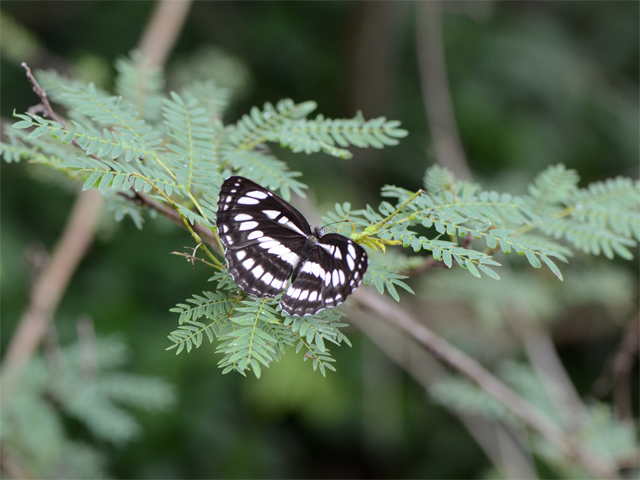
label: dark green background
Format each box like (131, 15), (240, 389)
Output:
(1, 1), (638, 478)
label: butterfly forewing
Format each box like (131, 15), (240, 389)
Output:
(217, 176), (310, 297)
(216, 176), (368, 316)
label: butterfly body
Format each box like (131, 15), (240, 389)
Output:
(216, 176), (368, 316)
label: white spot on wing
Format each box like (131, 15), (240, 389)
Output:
(319, 244), (333, 254)
(303, 262), (323, 278)
(234, 213), (253, 221)
(315, 263), (325, 277)
(260, 240), (281, 250)
(278, 216), (306, 236)
(236, 250), (247, 261)
(346, 255), (355, 270)
(262, 210), (280, 219)
(287, 287), (300, 299)
(238, 196), (259, 205)
(242, 258), (255, 269)
(348, 244), (356, 259)
(239, 221), (259, 231)
(332, 270), (340, 287)
(282, 252), (300, 268)
(308, 291), (318, 302)
(269, 244), (291, 256)
(246, 190), (269, 199)
(247, 230), (263, 240)
(251, 265), (264, 279)
(319, 243), (344, 260)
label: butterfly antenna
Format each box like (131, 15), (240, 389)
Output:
(322, 219), (351, 233)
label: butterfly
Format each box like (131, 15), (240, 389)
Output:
(216, 176), (368, 316)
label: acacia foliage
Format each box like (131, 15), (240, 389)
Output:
(2, 53), (638, 378)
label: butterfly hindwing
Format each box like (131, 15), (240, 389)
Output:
(280, 234), (368, 316)
(222, 242), (297, 297)
(216, 176), (368, 316)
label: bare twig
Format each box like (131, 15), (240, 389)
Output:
(138, 0), (192, 68)
(351, 287), (618, 479)
(346, 303), (539, 478)
(508, 309), (589, 433)
(128, 191), (218, 247)
(2, 189), (103, 381)
(20, 62), (65, 125)
(416, 1), (472, 180)
(2, 0), (193, 383)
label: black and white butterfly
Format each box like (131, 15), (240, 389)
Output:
(216, 176), (368, 316)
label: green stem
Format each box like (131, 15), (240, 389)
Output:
(353, 189), (425, 242)
(513, 205), (575, 237)
(136, 174), (224, 269)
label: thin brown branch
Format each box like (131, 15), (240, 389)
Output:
(2, 189), (103, 381)
(346, 304), (539, 478)
(508, 310), (589, 433)
(350, 287), (618, 479)
(129, 191), (218, 247)
(20, 62), (66, 125)
(416, 1), (472, 180)
(138, 0), (192, 68)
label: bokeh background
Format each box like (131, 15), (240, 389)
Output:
(1, 1), (638, 478)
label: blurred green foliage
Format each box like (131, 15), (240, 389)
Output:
(1, 2), (638, 479)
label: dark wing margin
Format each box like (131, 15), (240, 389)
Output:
(216, 176), (311, 298)
(281, 234), (368, 317)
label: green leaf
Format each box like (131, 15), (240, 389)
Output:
(12, 120), (34, 129)
(477, 264), (500, 280)
(82, 171), (102, 190)
(250, 359), (261, 378)
(540, 255), (563, 281)
(524, 249), (542, 268)
(29, 125), (50, 138)
(464, 259), (481, 278)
